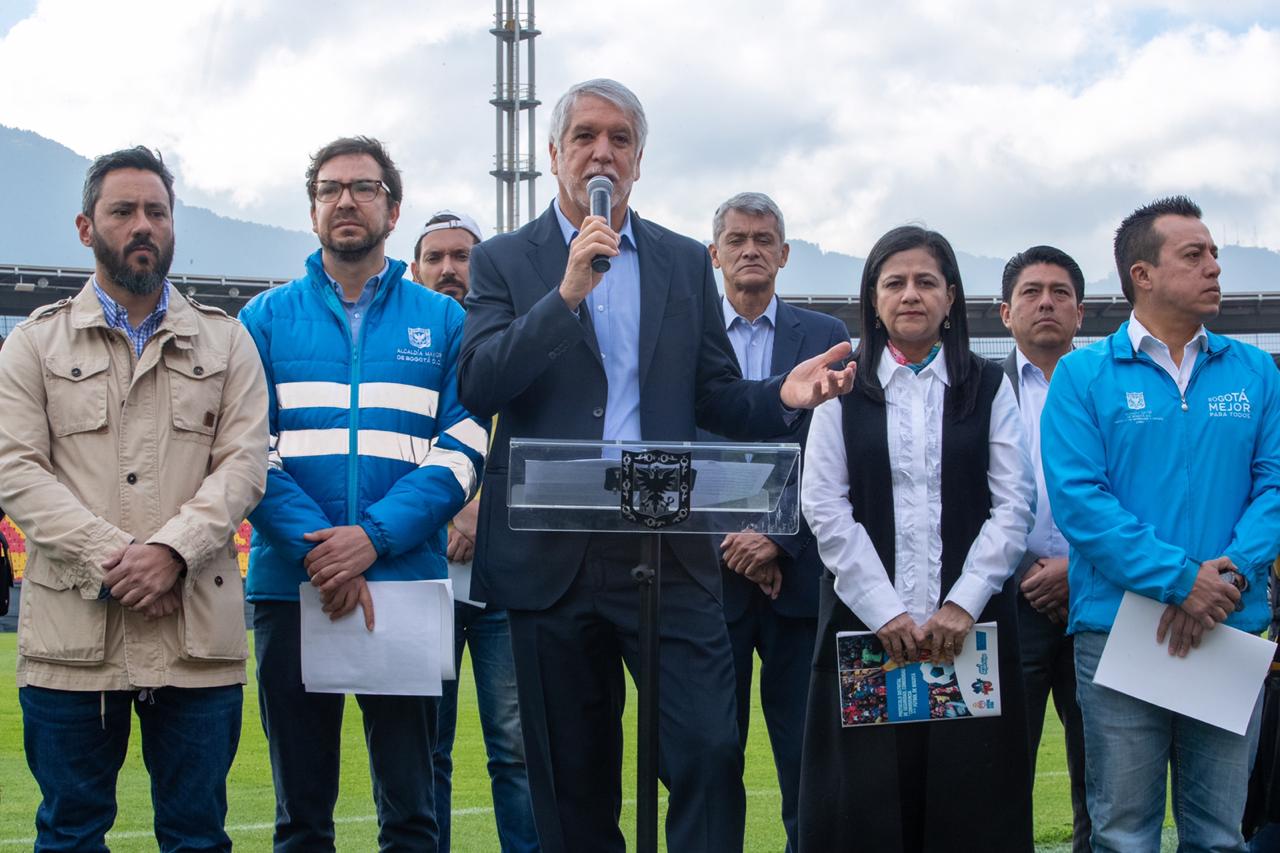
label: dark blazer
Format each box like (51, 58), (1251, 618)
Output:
(700, 297), (849, 620)
(458, 205), (791, 611)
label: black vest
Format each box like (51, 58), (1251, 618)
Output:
(813, 355), (1003, 668)
(800, 355), (1034, 853)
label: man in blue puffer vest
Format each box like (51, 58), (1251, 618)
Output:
(239, 137), (488, 853)
(1043, 196), (1280, 853)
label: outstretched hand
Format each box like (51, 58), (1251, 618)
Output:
(779, 341), (855, 409)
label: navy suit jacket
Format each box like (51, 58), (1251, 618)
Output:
(458, 205), (791, 611)
(700, 297), (849, 620)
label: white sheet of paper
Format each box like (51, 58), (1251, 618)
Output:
(448, 560), (485, 608)
(1094, 591), (1274, 735)
(299, 579), (454, 696)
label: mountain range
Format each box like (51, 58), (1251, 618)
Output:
(3, 125), (1277, 296)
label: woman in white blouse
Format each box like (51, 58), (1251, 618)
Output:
(796, 226), (1036, 852)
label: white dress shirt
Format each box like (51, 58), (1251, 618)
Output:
(801, 348), (1035, 632)
(1015, 349), (1069, 559)
(1127, 311), (1207, 396)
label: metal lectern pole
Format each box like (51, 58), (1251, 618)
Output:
(632, 532), (662, 853)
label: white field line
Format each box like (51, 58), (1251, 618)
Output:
(0, 775), (1075, 846)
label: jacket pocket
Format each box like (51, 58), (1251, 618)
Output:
(163, 349), (228, 444)
(176, 555), (248, 661)
(44, 355), (110, 437)
(17, 558), (107, 664)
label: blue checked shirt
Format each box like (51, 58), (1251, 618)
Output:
(93, 279), (170, 358)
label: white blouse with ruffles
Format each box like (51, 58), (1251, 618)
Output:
(801, 347), (1035, 632)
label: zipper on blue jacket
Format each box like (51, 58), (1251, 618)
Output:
(309, 258), (405, 530)
(346, 269), (402, 526)
(312, 278), (362, 526)
(348, 317), (361, 527)
(1127, 341), (1226, 563)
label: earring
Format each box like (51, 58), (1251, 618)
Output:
(943, 317), (951, 330)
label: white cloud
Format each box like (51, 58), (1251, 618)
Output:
(1, 0), (1277, 281)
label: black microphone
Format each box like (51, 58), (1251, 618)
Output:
(588, 175), (613, 274)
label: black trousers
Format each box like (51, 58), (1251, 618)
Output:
(726, 595), (816, 853)
(253, 600), (439, 853)
(798, 573), (1033, 853)
(507, 534), (744, 853)
(1017, 593), (1091, 853)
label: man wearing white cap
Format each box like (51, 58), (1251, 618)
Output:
(411, 210), (539, 852)
(412, 211), (484, 306)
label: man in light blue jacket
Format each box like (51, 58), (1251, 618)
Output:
(1043, 196), (1280, 853)
(240, 137), (487, 853)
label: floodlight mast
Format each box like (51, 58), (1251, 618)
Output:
(490, 0), (541, 234)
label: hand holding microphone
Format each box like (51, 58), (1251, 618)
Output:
(588, 175), (614, 273)
(559, 175), (620, 311)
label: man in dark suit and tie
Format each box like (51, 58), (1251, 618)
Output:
(702, 192), (849, 853)
(458, 79), (853, 853)
(999, 245), (1091, 852)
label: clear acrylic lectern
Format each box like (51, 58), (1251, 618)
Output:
(507, 439), (801, 853)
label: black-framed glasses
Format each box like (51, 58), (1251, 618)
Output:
(313, 180), (389, 204)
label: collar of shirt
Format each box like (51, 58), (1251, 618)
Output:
(553, 198), (637, 252)
(1127, 310), (1207, 362)
(92, 277), (170, 333)
(877, 343), (950, 388)
(326, 259), (389, 305)
(1014, 346), (1050, 390)
(721, 293), (777, 332)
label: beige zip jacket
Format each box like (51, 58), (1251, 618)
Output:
(0, 281), (269, 690)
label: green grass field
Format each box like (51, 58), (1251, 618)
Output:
(0, 632), (1175, 851)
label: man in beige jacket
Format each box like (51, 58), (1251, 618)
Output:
(0, 146), (268, 853)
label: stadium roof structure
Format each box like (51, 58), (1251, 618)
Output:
(792, 291), (1280, 338)
(0, 262), (284, 318)
(3, 261), (1279, 352)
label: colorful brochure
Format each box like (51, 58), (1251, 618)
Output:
(836, 622), (1002, 726)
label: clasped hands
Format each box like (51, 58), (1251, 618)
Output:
(1020, 557), (1069, 624)
(1156, 556), (1242, 658)
(303, 525), (377, 631)
(720, 531), (782, 598)
(876, 602), (975, 666)
(446, 501), (479, 564)
(102, 543), (185, 620)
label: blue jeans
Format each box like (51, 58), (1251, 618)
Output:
(1075, 630), (1262, 853)
(21, 684), (242, 853)
(433, 599), (538, 852)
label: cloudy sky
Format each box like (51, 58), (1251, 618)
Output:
(1, 0), (1278, 282)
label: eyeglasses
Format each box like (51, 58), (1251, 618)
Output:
(313, 180), (389, 204)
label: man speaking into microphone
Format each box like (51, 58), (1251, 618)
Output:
(459, 79), (853, 853)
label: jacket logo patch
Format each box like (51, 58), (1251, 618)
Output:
(1126, 392), (1146, 410)
(408, 328), (432, 350)
(1208, 388), (1251, 419)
